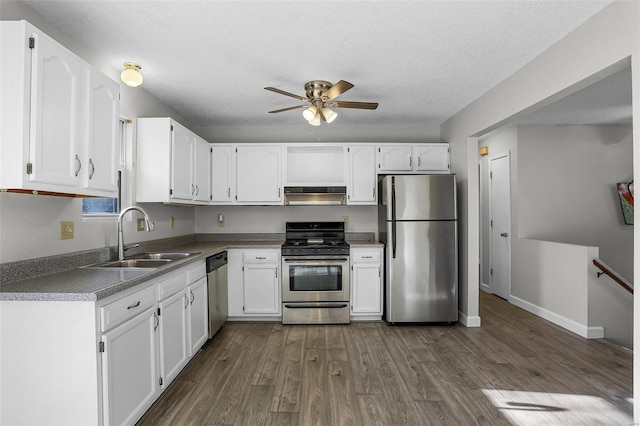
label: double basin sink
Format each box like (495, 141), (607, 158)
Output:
(84, 252), (201, 269)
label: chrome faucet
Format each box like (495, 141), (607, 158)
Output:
(118, 206), (155, 260)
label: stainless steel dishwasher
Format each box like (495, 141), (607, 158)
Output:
(206, 251), (228, 338)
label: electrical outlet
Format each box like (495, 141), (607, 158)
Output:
(341, 216), (349, 226)
(137, 218), (145, 231)
(217, 214), (225, 227)
(60, 221), (74, 240)
(170, 216), (175, 229)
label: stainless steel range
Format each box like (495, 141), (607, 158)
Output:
(281, 222), (350, 324)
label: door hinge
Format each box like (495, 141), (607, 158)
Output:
(169, 189), (173, 195)
(242, 305), (245, 312)
(490, 171), (493, 179)
(242, 266), (244, 271)
(99, 341), (105, 353)
(157, 307), (161, 316)
(28, 37), (35, 49)
(347, 147), (350, 152)
(159, 377), (163, 386)
(26, 163), (32, 175)
(170, 124), (174, 131)
(490, 268), (493, 276)
(210, 148), (213, 153)
(490, 220), (493, 228)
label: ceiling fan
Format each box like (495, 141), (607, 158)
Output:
(264, 80), (378, 126)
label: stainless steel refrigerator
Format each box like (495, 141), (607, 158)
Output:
(378, 174), (458, 323)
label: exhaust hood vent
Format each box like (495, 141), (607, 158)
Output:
(284, 186), (347, 206)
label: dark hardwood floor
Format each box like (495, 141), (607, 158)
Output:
(137, 291), (633, 425)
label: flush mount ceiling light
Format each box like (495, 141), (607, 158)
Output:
(265, 80), (378, 126)
(120, 62), (143, 87)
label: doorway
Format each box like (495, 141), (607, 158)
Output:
(489, 152), (511, 300)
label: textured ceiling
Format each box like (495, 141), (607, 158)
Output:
(21, 0), (615, 128)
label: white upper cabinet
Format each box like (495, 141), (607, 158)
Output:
(0, 20), (119, 197)
(284, 144), (347, 186)
(377, 143), (450, 174)
(347, 145), (377, 205)
(211, 145), (234, 203)
(235, 145), (282, 204)
(84, 68), (120, 192)
(137, 117), (211, 205)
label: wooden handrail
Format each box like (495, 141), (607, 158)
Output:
(593, 259), (633, 294)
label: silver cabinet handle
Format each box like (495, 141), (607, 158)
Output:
(418, 156), (421, 167)
(500, 232), (508, 237)
(184, 294), (189, 309)
(275, 267), (278, 279)
(190, 290), (195, 305)
(372, 187), (375, 198)
(74, 154), (82, 177)
(191, 184), (195, 195)
(88, 158), (95, 179)
(255, 256), (266, 260)
(195, 185), (199, 196)
(154, 312), (159, 331)
(127, 301), (140, 309)
(227, 187), (231, 198)
(409, 156), (412, 168)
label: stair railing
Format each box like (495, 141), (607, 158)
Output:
(593, 259), (633, 294)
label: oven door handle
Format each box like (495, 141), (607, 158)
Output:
(283, 258), (349, 264)
(283, 303), (349, 309)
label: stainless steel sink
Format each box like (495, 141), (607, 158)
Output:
(131, 252), (201, 261)
(94, 259), (172, 268)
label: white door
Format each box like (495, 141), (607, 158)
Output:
(348, 145), (376, 204)
(193, 137), (211, 202)
(243, 263), (280, 314)
(211, 145), (233, 202)
(170, 121), (194, 200)
(188, 277), (209, 355)
(236, 145), (281, 203)
(351, 263), (382, 314)
(84, 68), (119, 192)
(158, 290), (189, 389)
(413, 144), (449, 172)
(490, 153), (511, 300)
(29, 30), (83, 187)
(377, 145), (412, 172)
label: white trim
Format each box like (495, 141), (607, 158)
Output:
(480, 282), (491, 293)
(458, 311), (481, 327)
(510, 295), (604, 339)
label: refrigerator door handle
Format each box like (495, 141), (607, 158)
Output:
(391, 177), (397, 259)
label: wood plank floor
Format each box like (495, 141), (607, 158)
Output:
(137, 292), (633, 425)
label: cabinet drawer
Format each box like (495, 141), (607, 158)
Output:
(101, 285), (156, 332)
(157, 270), (187, 301)
(351, 251), (381, 262)
(185, 260), (206, 283)
(243, 251), (278, 263)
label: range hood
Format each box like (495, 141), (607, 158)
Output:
(284, 186), (347, 206)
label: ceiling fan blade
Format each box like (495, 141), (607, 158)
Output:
(264, 86), (308, 102)
(268, 105), (306, 114)
(322, 80), (354, 101)
(330, 101), (378, 110)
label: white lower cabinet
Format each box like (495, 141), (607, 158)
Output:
(187, 276), (209, 355)
(350, 247), (384, 320)
(228, 248), (281, 319)
(0, 260), (209, 426)
(101, 304), (159, 426)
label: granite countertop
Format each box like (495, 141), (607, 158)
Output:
(0, 233), (382, 303)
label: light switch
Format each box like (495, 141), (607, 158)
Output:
(341, 216), (349, 226)
(137, 218), (145, 231)
(217, 214), (225, 227)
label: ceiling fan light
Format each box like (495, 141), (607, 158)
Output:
(321, 107), (337, 123)
(121, 62), (143, 87)
(308, 114), (321, 126)
(302, 105), (317, 121)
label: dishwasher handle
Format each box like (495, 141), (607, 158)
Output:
(206, 251), (228, 273)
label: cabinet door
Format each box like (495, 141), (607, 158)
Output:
(351, 263), (382, 314)
(348, 145), (376, 204)
(377, 145), (412, 172)
(188, 277), (209, 355)
(243, 263), (280, 314)
(414, 144), (450, 172)
(211, 145), (233, 202)
(236, 145), (281, 203)
(170, 121), (194, 200)
(29, 30), (83, 187)
(193, 136), (211, 202)
(158, 290), (189, 389)
(101, 307), (159, 426)
(84, 68), (119, 193)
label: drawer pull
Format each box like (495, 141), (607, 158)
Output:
(255, 256), (266, 260)
(127, 301), (141, 310)
(362, 256), (373, 259)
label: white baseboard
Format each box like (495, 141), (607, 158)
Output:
(458, 311), (481, 327)
(509, 295), (604, 339)
(480, 282), (491, 293)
